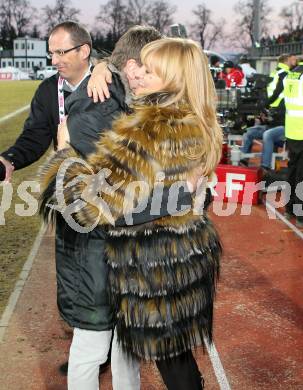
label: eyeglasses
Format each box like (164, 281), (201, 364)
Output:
(47, 44), (85, 59)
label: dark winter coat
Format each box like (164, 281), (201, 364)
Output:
(40, 95), (221, 359)
(66, 72), (130, 157)
(1, 74), (63, 170)
(0, 68), (136, 331)
(40, 76), (194, 331)
(49, 72), (136, 331)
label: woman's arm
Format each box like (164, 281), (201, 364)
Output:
(87, 62), (112, 103)
(40, 126), (154, 228)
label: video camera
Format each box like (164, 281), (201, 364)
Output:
(216, 73), (271, 134)
(237, 73), (270, 114)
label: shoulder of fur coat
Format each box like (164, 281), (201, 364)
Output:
(89, 103), (205, 182)
(40, 103), (206, 228)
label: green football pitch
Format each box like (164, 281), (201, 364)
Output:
(0, 80), (48, 316)
(0, 80), (40, 117)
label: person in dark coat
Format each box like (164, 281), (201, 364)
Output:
(41, 37), (222, 390)
(1, 19), (198, 389)
(0, 23), (92, 178)
(51, 25), (203, 390)
(1, 21), (177, 390)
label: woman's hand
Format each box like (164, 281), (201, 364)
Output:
(186, 166), (204, 193)
(87, 61), (112, 103)
(57, 117), (70, 150)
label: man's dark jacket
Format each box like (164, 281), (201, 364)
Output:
(1, 73), (122, 330)
(54, 72), (137, 330)
(1, 75), (62, 169)
(2, 72), (193, 331)
(54, 73), (131, 330)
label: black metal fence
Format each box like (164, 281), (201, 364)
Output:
(250, 41), (303, 58)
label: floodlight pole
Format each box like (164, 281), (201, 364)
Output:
(253, 0), (261, 45)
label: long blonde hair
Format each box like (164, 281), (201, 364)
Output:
(141, 38), (222, 176)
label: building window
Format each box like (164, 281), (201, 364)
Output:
(8, 61), (12, 66)
(31, 43), (34, 50)
(39, 61), (43, 67)
(3, 61), (6, 67)
(15, 43), (19, 50)
(16, 61), (19, 68)
(21, 43), (25, 50)
(32, 61), (34, 67)
(21, 61), (25, 68)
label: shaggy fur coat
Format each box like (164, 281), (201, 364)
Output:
(40, 97), (222, 361)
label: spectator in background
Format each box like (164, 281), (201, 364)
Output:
(219, 61), (244, 87)
(210, 55), (221, 82)
(260, 28), (303, 47)
(210, 55), (220, 68)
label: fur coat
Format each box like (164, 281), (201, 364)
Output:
(40, 97), (222, 361)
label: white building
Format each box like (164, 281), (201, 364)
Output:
(0, 37), (47, 72)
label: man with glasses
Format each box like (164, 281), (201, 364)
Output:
(0, 21), (92, 179)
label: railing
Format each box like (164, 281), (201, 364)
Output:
(250, 41), (303, 58)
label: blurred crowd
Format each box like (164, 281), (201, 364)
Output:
(260, 28), (303, 46)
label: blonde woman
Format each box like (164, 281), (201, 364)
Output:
(41, 38), (222, 389)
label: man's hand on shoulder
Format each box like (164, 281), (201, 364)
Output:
(87, 62), (112, 103)
(0, 156), (15, 182)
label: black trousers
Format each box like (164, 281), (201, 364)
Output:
(286, 139), (303, 221)
(156, 350), (204, 390)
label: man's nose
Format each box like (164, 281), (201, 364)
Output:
(51, 53), (60, 66)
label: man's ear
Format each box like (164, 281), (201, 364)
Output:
(124, 59), (139, 80)
(81, 44), (91, 61)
